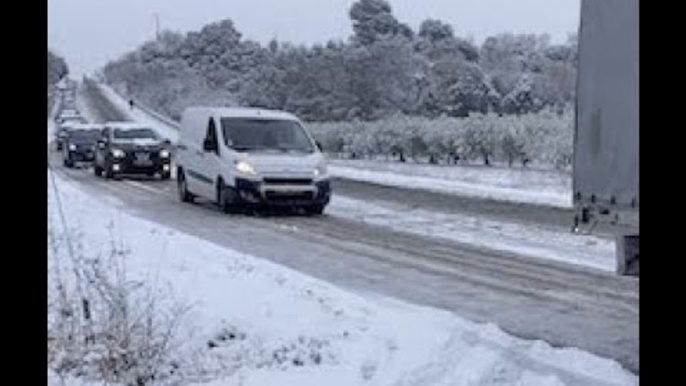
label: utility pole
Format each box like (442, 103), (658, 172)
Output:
(153, 13), (160, 41)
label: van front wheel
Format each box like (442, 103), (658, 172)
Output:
(217, 180), (239, 214)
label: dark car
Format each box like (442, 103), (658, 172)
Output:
(93, 123), (172, 180)
(62, 126), (101, 167)
(55, 124), (75, 151)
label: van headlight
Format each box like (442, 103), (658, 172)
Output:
(160, 149), (170, 158)
(111, 149), (125, 158)
(314, 164), (328, 177)
(235, 161), (257, 175)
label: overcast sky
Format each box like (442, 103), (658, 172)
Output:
(48, 0), (580, 77)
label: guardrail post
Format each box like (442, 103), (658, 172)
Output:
(616, 234), (639, 276)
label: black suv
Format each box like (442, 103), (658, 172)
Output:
(62, 127), (100, 167)
(93, 123), (172, 179)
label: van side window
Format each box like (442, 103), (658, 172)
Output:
(204, 118), (219, 155)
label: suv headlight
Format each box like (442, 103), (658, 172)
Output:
(314, 164), (328, 177)
(111, 149), (125, 158)
(69, 144), (77, 151)
(160, 149), (170, 158)
(235, 160), (257, 175)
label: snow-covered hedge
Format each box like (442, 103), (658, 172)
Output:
(308, 109), (573, 170)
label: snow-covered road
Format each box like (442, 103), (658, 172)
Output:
(51, 81), (639, 375)
(329, 196), (615, 272)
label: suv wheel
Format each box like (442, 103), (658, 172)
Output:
(307, 205), (325, 215)
(217, 180), (238, 214)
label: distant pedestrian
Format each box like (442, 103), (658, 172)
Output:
(129, 99), (135, 110)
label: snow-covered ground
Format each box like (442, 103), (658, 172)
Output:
(48, 118), (56, 144)
(48, 167), (636, 386)
(96, 83), (179, 143)
(74, 84), (101, 124)
(329, 159), (572, 208)
(328, 195), (615, 272)
(48, 97), (61, 142)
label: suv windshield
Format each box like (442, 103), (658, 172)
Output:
(68, 129), (100, 140)
(220, 118), (315, 153)
(113, 128), (158, 140)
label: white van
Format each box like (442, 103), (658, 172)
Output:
(176, 107), (331, 214)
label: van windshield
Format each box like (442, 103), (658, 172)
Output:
(220, 118), (315, 153)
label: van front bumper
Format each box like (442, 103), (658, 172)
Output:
(233, 177), (331, 207)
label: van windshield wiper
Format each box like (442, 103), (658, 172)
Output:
(230, 145), (263, 152)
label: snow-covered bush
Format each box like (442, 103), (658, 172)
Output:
(48, 219), (189, 386)
(495, 116), (528, 167)
(308, 107), (573, 170)
(462, 113), (497, 165)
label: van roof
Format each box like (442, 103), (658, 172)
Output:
(66, 123), (103, 130)
(184, 107), (300, 121)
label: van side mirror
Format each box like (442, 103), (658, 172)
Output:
(203, 138), (217, 152)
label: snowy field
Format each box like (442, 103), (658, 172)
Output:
(48, 118), (56, 144)
(47, 167), (636, 386)
(328, 196), (615, 272)
(48, 99), (61, 142)
(74, 84), (102, 124)
(329, 159), (573, 208)
(96, 83), (180, 143)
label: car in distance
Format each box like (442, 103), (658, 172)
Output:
(56, 108), (87, 125)
(55, 122), (80, 151)
(62, 124), (102, 167)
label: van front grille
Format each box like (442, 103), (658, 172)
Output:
(263, 178), (313, 185)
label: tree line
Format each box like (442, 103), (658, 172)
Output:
(100, 0), (577, 123)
